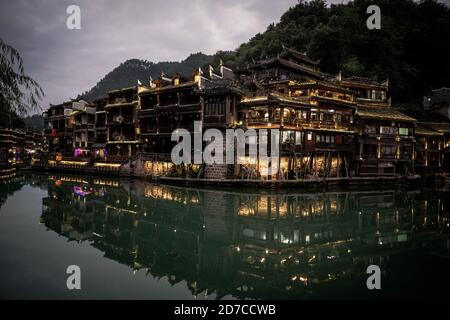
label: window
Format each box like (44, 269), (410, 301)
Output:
(307, 132), (313, 141)
(371, 90), (384, 100)
(322, 113), (334, 122)
(364, 126), (377, 134)
(205, 98), (225, 115)
(316, 135), (335, 144)
(373, 91), (382, 100)
(399, 128), (409, 136)
(381, 145), (396, 155)
(300, 110), (308, 120)
(282, 131), (295, 144)
(380, 126), (398, 135)
(295, 132), (302, 145)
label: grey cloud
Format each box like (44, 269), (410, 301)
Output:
(0, 0), (295, 110)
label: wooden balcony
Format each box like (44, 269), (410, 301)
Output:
(44, 129), (72, 137)
(74, 123), (95, 130)
(245, 117), (352, 132)
(107, 116), (135, 125)
(107, 135), (137, 142)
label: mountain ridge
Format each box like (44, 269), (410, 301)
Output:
(79, 52), (215, 102)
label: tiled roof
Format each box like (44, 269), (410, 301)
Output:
(415, 124), (443, 136)
(107, 86), (137, 95)
(418, 121), (450, 133)
(356, 106), (416, 122)
(279, 47), (321, 66)
(277, 58), (324, 79)
(240, 93), (309, 107)
(138, 81), (198, 95)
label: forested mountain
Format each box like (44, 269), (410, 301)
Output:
(23, 114), (44, 130)
(80, 0), (450, 105)
(79, 53), (214, 102)
(0, 111), (43, 130)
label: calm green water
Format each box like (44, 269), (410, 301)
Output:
(1, 173), (450, 299)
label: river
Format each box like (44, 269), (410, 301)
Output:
(0, 173), (449, 299)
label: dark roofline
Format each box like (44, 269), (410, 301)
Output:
(292, 79), (355, 95)
(280, 46), (321, 66)
(138, 80), (198, 95)
(107, 86), (138, 95)
(340, 76), (389, 90)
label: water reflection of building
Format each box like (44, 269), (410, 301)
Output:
(40, 177), (450, 299)
(0, 174), (48, 209)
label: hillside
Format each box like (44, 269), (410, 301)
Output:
(222, 0), (450, 104)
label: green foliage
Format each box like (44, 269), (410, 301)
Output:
(0, 38), (44, 115)
(341, 56), (365, 77)
(23, 114), (44, 131)
(225, 0), (450, 104)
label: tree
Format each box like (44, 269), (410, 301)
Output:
(223, 0), (450, 105)
(0, 38), (44, 118)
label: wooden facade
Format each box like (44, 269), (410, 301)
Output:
(414, 124), (443, 174)
(43, 101), (75, 156)
(104, 86), (139, 162)
(39, 46), (450, 180)
(0, 128), (16, 178)
(138, 73), (202, 154)
(92, 97), (108, 160)
(72, 101), (95, 153)
(354, 106), (415, 176)
(417, 122), (450, 173)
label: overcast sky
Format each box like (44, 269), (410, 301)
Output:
(0, 0), (448, 113)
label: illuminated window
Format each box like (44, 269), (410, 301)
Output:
(295, 132), (302, 145)
(305, 235), (310, 244)
(380, 126), (398, 135)
(399, 128), (409, 136)
(282, 131), (295, 143)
